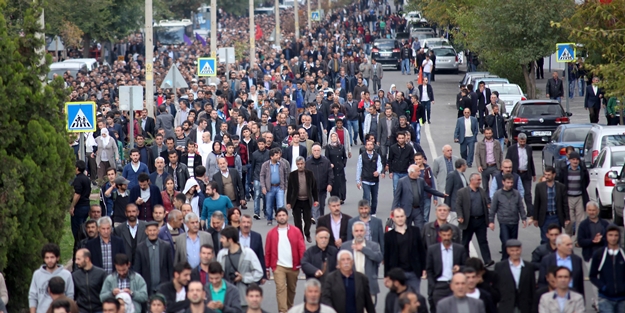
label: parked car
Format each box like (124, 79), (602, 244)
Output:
(371, 39), (401, 70)
(470, 77), (510, 89)
(459, 72), (490, 87)
(588, 146), (625, 216)
(403, 11), (427, 24)
(487, 83), (526, 113)
(422, 38), (450, 51)
(504, 100), (571, 145)
(582, 125), (625, 167)
(542, 124), (592, 169)
(430, 46), (458, 73)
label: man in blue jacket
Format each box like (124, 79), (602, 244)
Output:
(577, 201), (610, 262)
(453, 108), (478, 168)
(589, 225), (625, 312)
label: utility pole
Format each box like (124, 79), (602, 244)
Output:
(307, 0), (311, 28)
(249, 0), (255, 67)
(294, 0), (299, 39)
(145, 0), (155, 117)
(274, 0), (280, 46)
(210, 0), (217, 85)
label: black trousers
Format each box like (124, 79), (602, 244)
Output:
(462, 216), (492, 263)
(519, 171), (534, 215)
(331, 172), (347, 201)
(293, 199), (312, 238)
(429, 281), (452, 313)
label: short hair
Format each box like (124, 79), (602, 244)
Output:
(337, 249), (353, 262)
(316, 226), (330, 234)
(518, 133), (527, 140)
(304, 278), (322, 290)
(50, 299), (72, 313)
(168, 209), (182, 222)
(547, 223), (562, 233)
(269, 147), (282, 157)
(357, 199), (370, 208)
(97, 216), (112, 227)
(398, 292), (416, 310)
(555, 234), (571, 246)
(114, 253), (130, 265)
(352, 221), (366, 232)
(48, 276), (66, 295)
(246, 283), (263, 296)
(463, 267), (477, 275)
(102, 298), (120, 311)
(385, 268), (407, 284)
(220, 226), (239, 244)
(200, 244), (214, 252)
(41, 243), (61, 259)
(208, 261), (224, 274)
(464, 257), (485, 272)
(174, 261), (192, 274)
(455, 158), (467, 169)
(138, 172), (150, 182)
(174, 193), (187, 203)
(275, 207), (288, 217)
(436, 204), (451, 211)
(295, 156), (306, 163)
(586, 200), (600, 211)
(439, 224), (453, 233)
(129, 148), (140, 155)
(76, 160), (87, 172)
(469, 173), (481, 181)
(85, 219), (97, 228)
(606, 224), (621, 237)
(184, 212), (199, 223)
(555, 266), (572, 277)
(211, 210), (225, 220)
(544, 166), (556, 174)
(327, 196), (341, 205)
(125, 203), (138, 212)
(207, 181), (219, 191)
(502, 173), (514, 181)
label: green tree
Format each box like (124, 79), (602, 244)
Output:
(0, 0), (75, 311)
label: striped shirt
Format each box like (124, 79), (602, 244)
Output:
(567, 167), (582, 196)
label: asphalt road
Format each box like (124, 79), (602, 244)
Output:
(250, 66), (599, 312)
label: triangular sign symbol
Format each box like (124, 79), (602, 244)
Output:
(200, 61), (214, 75)
(70, 109), (92, 129)
(560, 48), (573, 61)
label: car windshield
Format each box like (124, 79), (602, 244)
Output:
(374, 41), (395, 49)
(517, 104), (563, 117)
(490, 85), (521, 95)
(561, 128), (590, 142)
(602, 135), (625, 150)
(432, 48), (455, 57)
(611, 151), (625, 167)
(426, 40), (447, 46)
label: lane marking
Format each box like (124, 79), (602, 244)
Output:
(424, 123), (478, 258)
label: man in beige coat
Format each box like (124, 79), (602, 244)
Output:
(539, 266), (584, 313)
(474, 127), (502, 195)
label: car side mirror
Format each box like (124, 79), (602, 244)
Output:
(608, 171), (619, 180)
(566, 112), (573, 117)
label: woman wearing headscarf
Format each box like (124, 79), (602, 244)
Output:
(325, 132), (348, 203)
(115, 292), (135, 313)
(182, 178), (205, 217)
(92, 128), (120, 180)
(205, 141), (224, 181)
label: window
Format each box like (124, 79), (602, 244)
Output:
(611, 151), (625, 167)
(517, 104), (563, 118)
(602, 135), (625, 150)
(432, 48), (456, 57)
(561, 128), (591, 142)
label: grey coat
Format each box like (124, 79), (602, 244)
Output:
(377, 116), (399, 147)
(173, 231), (213, 265)
(359, 62), (372, 79)
(216, 247), (263, 305)
(431, 155), (460, 192)
(95, 137), (120, 166)
(340, 240), (383, 295)
(489, 188), (526, 225)
(436, 295), (486, 313)
(346, 216), (385, 254)
(156, 112), (175, 139)
(203, 279), (243, 313)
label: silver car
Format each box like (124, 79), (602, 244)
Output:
(430, 46), (459, 73)
(487, 83), (526, 113)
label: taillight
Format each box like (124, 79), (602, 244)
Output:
(521, 96), (527, 101)
(555, 117), (570, 124)
(392, 48), (400, 53)
(372, 48), (379, 53)
(559, 148), (567, 155)
(513, 118), (529, 124)
(455, 55), (458, 62)
(592, 150), (599, 162)
(605, 172), (616, 187)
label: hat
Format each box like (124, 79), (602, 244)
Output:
(506, 239), (522, 248)
(146, 221), (160, 228)
(114, 176), (130, 185)
(568, 151), (581, 160)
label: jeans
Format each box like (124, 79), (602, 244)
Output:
(422, 101), (431, 122)
(460, 137), (476, 166)
(346, 119), (359, 145)
(569, 79), (576, 98)
(499, 224), (519, 260)
(392, 172), (408, 193)
(578, 79), (585, 97)
(365, 43), (371, 55)
(404, 272), (421, 295)
(541, 214), (561, 244)
(497, 138), (505, 151)
(598, 297), (625, 313)
(423, 72), (431, 82)
(253, 180), (264, 216)
(362, 183), (379, 215)
(411, 121), (421, 144)
(265, 186), (284, 221)
(550, 96), (561, 105)
(71, 205), (90, 250)
(423, 198), (432, 223)
(312, 191), (327, 220)
(402, 59), (411, 74)
(245, 164), (252, 198)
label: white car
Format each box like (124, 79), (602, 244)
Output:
(487, 83), (526, 113)
(588, 145), (625, 208)
(403, 11), (427, 24)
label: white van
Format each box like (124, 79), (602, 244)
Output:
(48, 62), (87, 81)
(63, 58), (100, 71)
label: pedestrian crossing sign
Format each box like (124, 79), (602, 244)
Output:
(197, 57), (216, 77)
(556, 43), (575, 63)
(66, 102), (96, 133)
(311, 11), (320, 21)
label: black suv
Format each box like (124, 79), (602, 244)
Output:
(371, 39), (401, 70)
(504, 100), (572, 145)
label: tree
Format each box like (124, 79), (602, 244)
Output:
(0, 0), (75, 311)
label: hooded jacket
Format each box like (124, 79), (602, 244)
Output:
(28, 265), (75, 313)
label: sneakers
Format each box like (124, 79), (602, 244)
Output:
(267, 220), (273, 226)
(311, 218), (316, 225)
(253, 214), (261, 220)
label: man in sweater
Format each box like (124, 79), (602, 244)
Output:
(29, 244), (74, 313)
(122, 149), (150, 190)
(555, 151), (589, 237)
(488, 173), (528, 260)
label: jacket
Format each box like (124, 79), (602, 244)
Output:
(421, 221), (462, 251)
(174, 231), (214, 265)
(387, 143), (415, 174)
(453, 116), (478, 144)
(158, 224), (185, 260)
(384, 226), (427, 276)
(532, 181), (569, 227)
(393, 176), (445, 218)
(321, 270), (376, 313)
(346, 216), (385, 254)
(149, 172), (171, 192)
(589, 248), (625, 299)
(475, 138), (503, 170)
(531, 242), (556, 271)
(489, 188), (526, 225)
(455, 186), (490, 230)
(538, 290), (584, 313)
(128, 185), (164, 222)
(166, 163), (190, 192)
(156, 282), (189, 313)
(341, 240), (383, 294)
(329, 127), (352, 158)
(584, 84), (603, 109)
(212, 169), (245, 203)
(436, 295), (485, 313)
(305, 156), (334, 192)
(286, 169), (318, 209)
(282, 145), (308, 167)
(417, 84), (434, 102)
(555, 164), (590, 205)
(431, 155), (460, 193)
(265, 225), (306, 271)
(577, 218), (610, 261)
(100, 271), (148, 312)
(485, 114), (507, 139)
(250, 148), (270, 181)
(444, 170), (467, 212)
(300, 245), (338, 283)
(506, 144), (536, 177)
(377, 115), (399, 146)
(426, 243), (467, 289)
(94, 137), (120, 166)
(179, 153), (203, 173)
(113, 221), (147, 265)
(216, 247), (264, 305)
(85, 236), (126, 271)
(259, 159), (290, 191)
(133, 239), (174, 295)
(546, 78), (564, 98)
(122, 162), (150, 190)
(494, 260), (535, 313)
(316, 213), (352, 247)
(288, 303), (336, 313)
(538, 252), (585, 296)
(203, 280), (243, 313)
(28, 265), (74, 313)
(205, 152), (222, 180)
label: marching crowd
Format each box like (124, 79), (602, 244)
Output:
(8, 1), (625, 313)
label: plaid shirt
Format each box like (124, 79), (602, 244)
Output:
(547, 183), (556, 213)
(118, 275), (130, 290)
(101, 238), (113, 274)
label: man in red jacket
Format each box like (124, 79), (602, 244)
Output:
(265, 207), (306, 313)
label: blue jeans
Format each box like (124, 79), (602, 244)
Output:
(392, 172), (408, 193)
(550, 96), (561, 105)
(578, 79), (585, 97)
(71, 205), (90, 249)
(253, 180), (264, 215)
(411, 121), (421, 144)
(402, 59), (410, 74)
(362, 183), (379, 215)
(265, 186), (284, 221)
(497, 138), (505, 151)
(569, 79), (576, 98)
(423, 198), (432, 223)
(245, 164), (252, 198)
(346, 119), (359, 145)
(541, 214), (561, 244)
(460, 137), (476, 166)
(404, 272), (421, 295)
(499, 224), (519, 260)
(423, 72), (431, 82)
(422, 100), (431, 122)
(598, 297), (625, 313)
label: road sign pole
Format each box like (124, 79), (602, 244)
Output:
(275, 0), (280, 47)
(173, 66), (178, 110)
(145, 0), (155, 118)
(565, 63), (570, 113)
(79, 133), (85, 161)
(307, 0), (311, 28)
(294, 0), (299, 39)
(249, 0), (255, 67)
(129, 87), (135, 149)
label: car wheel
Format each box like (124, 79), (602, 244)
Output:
(613, 201), (623, 226)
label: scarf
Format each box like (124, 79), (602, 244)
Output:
(100, 128), (111, 146)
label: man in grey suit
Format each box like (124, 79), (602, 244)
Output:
(341, 221), (383, 302)
(436, 273), (486, 313)
(393, 165), (447, 228)
(156, 105), (175, 139)
(359, 58), (372, 86)
(113, 203), (147, 266)
(371, 59), (384, 92)
(347, 199), (384, 254)
(174, 212), (213, 267)
(453, 108), (478, 167)
(378, 106), (399, 161)
(431, 145), (460, 193)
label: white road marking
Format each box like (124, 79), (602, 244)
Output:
(424, 123), (478, 258)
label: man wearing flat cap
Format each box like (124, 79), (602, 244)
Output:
(133, 221), (174, 295)
(555, 151), (590, 238)
(493, 239), (535, 313)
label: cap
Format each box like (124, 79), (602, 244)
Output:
(506, 239), (522, 248)
(114, 176), (130, 185)
(146, 221), (160, 228)
(568, 151), (581, 160)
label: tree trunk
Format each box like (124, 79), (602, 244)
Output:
(522, 62), (537, 99)
(82, 33), (91, 58)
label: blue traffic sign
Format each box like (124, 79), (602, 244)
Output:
(311, 11), (320, 21)
(66, 102), (96, 132)
(197, 58), (216, 77)
(556, 43), (575, 63)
